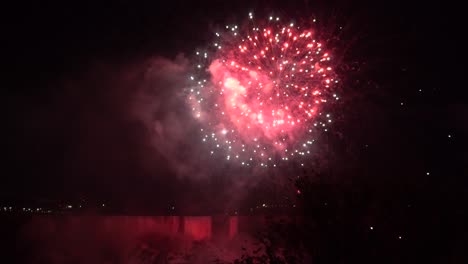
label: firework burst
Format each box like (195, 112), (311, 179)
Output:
(188, 13), (340, 167)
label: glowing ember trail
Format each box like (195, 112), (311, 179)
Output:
(188, 13), (340, 167)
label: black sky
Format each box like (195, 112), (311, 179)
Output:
(3, 0), (467, 215)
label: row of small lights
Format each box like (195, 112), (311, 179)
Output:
(1, 203), (106, 213)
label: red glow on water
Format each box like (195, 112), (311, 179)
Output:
(183, 217), (212, 241)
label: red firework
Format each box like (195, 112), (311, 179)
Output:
(189, 13), (339, 167)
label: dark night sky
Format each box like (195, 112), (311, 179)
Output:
(3, 0), (467, 216)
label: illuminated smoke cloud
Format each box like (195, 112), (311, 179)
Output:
(131, 55), (214, 180)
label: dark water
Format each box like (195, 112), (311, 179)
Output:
(1, 215), (287, 263)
